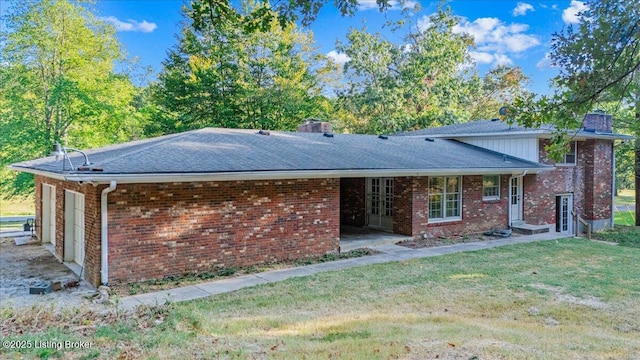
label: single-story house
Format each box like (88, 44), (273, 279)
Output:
(8, 113), (631, 286)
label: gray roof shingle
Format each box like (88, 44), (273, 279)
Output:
(10, 128), (552, 181)
(399, 119), (632, 139)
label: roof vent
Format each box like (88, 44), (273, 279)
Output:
(425, 137), (435, 142)
(323, 132), (334, 138)
(258, 130), (270, 136)
(378, 135), (388, 140)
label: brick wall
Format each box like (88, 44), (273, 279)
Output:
(583, 139), (613, 221)
(107, 178), (339, 284)
(422, 175), (509, 238)
(524, 139), (612, 228)
(340, 178), (365, 227)
(34, 176), (103, 285)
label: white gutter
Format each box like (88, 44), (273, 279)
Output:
(508, 171), (528, 227)
(8, 167), (554, 185)
(100, 180), (117, 285)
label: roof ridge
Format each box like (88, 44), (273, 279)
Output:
(95, 129), (203, 167)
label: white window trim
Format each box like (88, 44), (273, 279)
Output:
(482, 175), (501, 201)
(428, 176), (462, 223)
(557, 141), (577, 166)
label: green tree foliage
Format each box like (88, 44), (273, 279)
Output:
(188, 0), (397, 31)
(506, 0), (640, 224)
(335, 7), (477, 134)
(0, 0), (143, 197)
(148, 3), (337, 135)
(468, 65), (531, 121)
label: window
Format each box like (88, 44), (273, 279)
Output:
(558, 141), (576, 165)
(428, 176), (461, 222)
(483, 175), (500, 200)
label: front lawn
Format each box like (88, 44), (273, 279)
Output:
(2, 238), (640, 359)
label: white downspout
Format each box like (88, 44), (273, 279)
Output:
(508, 171), (528, 227)
(101, 180), (117, 285)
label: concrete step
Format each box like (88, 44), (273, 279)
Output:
(511, 223), (550, 235)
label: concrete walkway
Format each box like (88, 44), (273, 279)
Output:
(117, 232), (567, 311)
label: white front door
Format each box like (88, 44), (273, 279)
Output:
(556, 194), (573, 234)
(42, 184), (56, 245)
(510, 177), (523, 225)
(366, 178), (394, 230)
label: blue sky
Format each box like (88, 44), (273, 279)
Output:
(8, 0), (589, 95)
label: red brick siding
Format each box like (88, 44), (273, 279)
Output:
(34, 175), (103, 285)
(340, 178), (366, 227)
(422, 175), (509, 238)
(524, 139), (612, 226)
(583, 139), (613, 220)
(107, 179), (339, 284)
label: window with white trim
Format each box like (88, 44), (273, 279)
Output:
(428, 176), (461, 221)
(482, 175), (500, 200)
(558, 141), (576, 165)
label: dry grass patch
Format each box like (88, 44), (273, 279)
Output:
(2, 239), (640, 359)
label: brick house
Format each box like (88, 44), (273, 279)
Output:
(9, 114), (629, 286)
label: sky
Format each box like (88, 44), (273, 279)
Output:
(5, 0), (589, 96)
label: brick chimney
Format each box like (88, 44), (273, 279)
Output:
(297, 119), (332, 133)
(583, 112), (612, 133)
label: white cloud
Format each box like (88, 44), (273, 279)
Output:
(513, 2), (534, 16)
(454, 17), (540, 53)
(470, 51), (513, 66)
(536, 52), (555, 69)
(470, 51), (494, 64)
(562, 0), (587, 24)
(326, 50), (351, 65)
(101, 16), (157, 33)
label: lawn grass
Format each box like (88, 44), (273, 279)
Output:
(615, 189), (635, 206)
(2, 238), (640, 359)
(614, 209), (636, 226)
(593, 225), (640, 248)
(0, 196), (35, 216)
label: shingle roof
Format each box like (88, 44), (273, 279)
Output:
(9, 128), (552, 182)
(399, 119), (632, 140)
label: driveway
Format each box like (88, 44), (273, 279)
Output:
(0, 235), (98, 309)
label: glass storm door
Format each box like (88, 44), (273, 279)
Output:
(366, 178), (394, 230)
(556, 195), (573, 234)
(510, 177), (523, 224)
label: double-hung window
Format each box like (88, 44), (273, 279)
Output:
(428, 176), (462, 222)
(558, 141), (576, 165)
(482, 175), (500, 200)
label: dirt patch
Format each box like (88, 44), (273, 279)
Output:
(397, 232), (520, 249)
(0, 236), (101, 310)
(528, 283), (609, 309)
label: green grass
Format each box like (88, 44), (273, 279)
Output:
(614, 209), (636, 226)
(0, 196), (35, 216)
(615, 189), (635, 206)
(3, 238), (640, 359)
(593, 225), (640, 248)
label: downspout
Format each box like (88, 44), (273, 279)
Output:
(101, 181), (117, 285)
(508, 171), (528, 227)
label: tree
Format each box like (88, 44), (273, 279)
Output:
(468, 65), (531, 121)
(507, 0), (640, 225)
(148, 3), (337, 135)
(188, 0), (397, 31)
(335, 7), (477, 134)
(0, 0), (143, 196)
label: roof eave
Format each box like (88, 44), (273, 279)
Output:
(9, 166), (554, 184)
